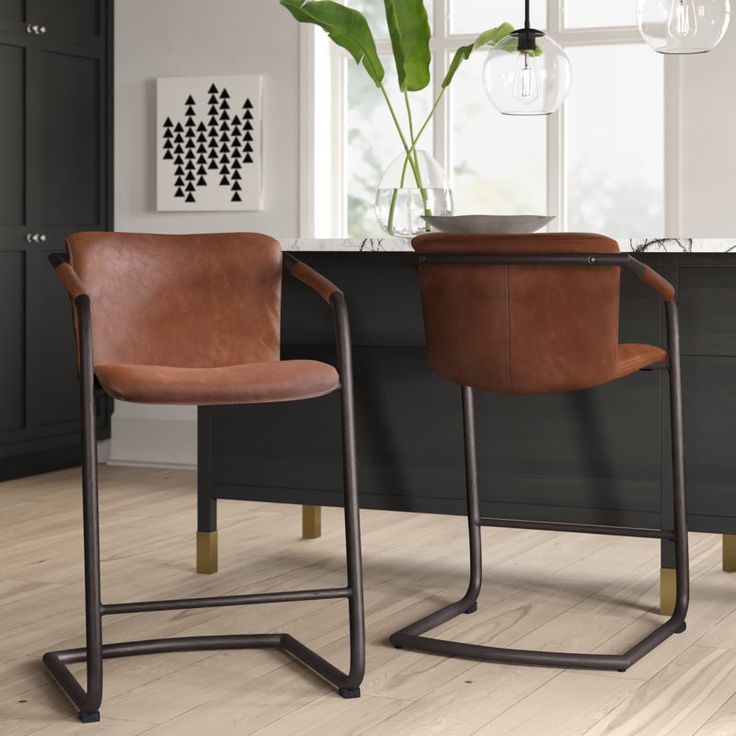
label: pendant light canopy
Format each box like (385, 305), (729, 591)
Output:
(637, 0), (731, 54)
(483, 0), (571, 116)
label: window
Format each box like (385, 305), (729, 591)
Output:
(305, 1), (667, 239)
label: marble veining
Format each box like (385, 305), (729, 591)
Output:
(279, 237), (736, 253)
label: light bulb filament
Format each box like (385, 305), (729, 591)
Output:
(513, 51), (540, 104)
(669, 0), (698, 38)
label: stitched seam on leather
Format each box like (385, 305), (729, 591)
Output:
(506, 265), (513, 392)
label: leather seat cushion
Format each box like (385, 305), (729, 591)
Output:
(615, 344), (667, 379)
(95, 360), (340, 405)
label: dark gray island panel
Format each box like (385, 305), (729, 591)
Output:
(200, 252), (698, 533)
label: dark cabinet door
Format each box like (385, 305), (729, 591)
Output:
(25, 38), (108, 434)
(0, 0), (27, 35)
(27, 0), (104, 45)
(31, 44), (106, 229)
(0, 32), (31, 450)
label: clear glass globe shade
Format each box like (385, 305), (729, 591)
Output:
(483, 35), (572, 116)
(637, 0), (730, 54)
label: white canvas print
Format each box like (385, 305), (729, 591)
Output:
(157, 75), (262, 211)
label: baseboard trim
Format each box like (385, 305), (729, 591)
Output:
(109, 410), (196, 469)
(107, 459), (197, 471)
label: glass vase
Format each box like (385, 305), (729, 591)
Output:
(375, 150), (453, 238)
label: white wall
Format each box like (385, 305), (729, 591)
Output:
(677, 26), (736, 237)
(111, 0), (301, 467)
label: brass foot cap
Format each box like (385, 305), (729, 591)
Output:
(196, 531), (218, 575)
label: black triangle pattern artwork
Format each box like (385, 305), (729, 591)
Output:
(163, 81), (257, 206)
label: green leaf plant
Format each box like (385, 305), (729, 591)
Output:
(280, 0), (515, 233)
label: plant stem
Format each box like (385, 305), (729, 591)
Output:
(387, 153), (411, 235)
(404, 92), (431, 229)
(410, 87), (447, 157)
(380, 83), (427, 235)
(380, 83), (412, 155)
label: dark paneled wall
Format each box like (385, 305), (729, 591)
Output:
(0, 0), (113, 481)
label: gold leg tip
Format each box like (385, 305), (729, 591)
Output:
(197, 531), (218, 574)
(660, 567), (676, 617)
(302, 505), (322, 540)
(723, 535), (736, 573)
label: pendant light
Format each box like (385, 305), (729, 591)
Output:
(483, 0), (571, 116)
(637, 0), (730, 54)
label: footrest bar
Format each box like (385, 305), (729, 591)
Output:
(478, 517), (675, 540)
(101, 586), (351, 615)
(46, 634), (284, 665)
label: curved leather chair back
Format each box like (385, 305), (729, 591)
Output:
(66, 232), (282, 368)
(412, 233), (622, 395)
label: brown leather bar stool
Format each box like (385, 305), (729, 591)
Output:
(46, 232), (364, 722)
(390, 232), (688, 671)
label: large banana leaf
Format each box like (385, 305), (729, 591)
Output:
(443, 23), (515, 88)
(281, 0), (384, 86)
(384, 0), (431, 92)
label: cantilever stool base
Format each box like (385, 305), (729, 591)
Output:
(390, 241), (689, 673)
(391, 375), (688, 672)
(45, 629), (361, 724)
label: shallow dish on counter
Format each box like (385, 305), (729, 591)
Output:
(423, 214), (555, 234)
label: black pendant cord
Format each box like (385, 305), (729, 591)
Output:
(513, 0), (544, 51)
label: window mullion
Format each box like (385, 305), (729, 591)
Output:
(548, 0), (563, 229)
(433, 0), (450, 177)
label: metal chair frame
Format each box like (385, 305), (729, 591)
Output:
(44, 254), (365, 722)
(390, 252), (688, 671)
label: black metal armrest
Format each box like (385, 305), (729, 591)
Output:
(284, 253), (343, 304)
(284, 254), (353, 382)
(49, 253), (88, 303)
(623, 256), (676, 302)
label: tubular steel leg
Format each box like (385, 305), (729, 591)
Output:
(666, 300), (690, 632)
(390, 327), (690, 670)
(42, 297), (103, 722)
(336, 298), (366, 698)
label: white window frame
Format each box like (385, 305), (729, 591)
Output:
(299, 0), (681, 238)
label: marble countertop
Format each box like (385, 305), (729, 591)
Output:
(279, 238), (736, 253)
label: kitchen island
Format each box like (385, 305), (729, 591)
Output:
(198, 237), (736, 611)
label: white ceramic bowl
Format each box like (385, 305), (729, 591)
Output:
(423, 215), (555, 235)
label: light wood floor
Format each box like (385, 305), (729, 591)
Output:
(2, 465), (736, 735)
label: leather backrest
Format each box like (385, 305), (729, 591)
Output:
(412, 233), (622, 395)
(66, 232), (282, 368)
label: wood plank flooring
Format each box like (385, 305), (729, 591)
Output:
(1, 465), (736, 735)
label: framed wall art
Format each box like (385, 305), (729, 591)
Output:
(157, 74), (262, 211)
